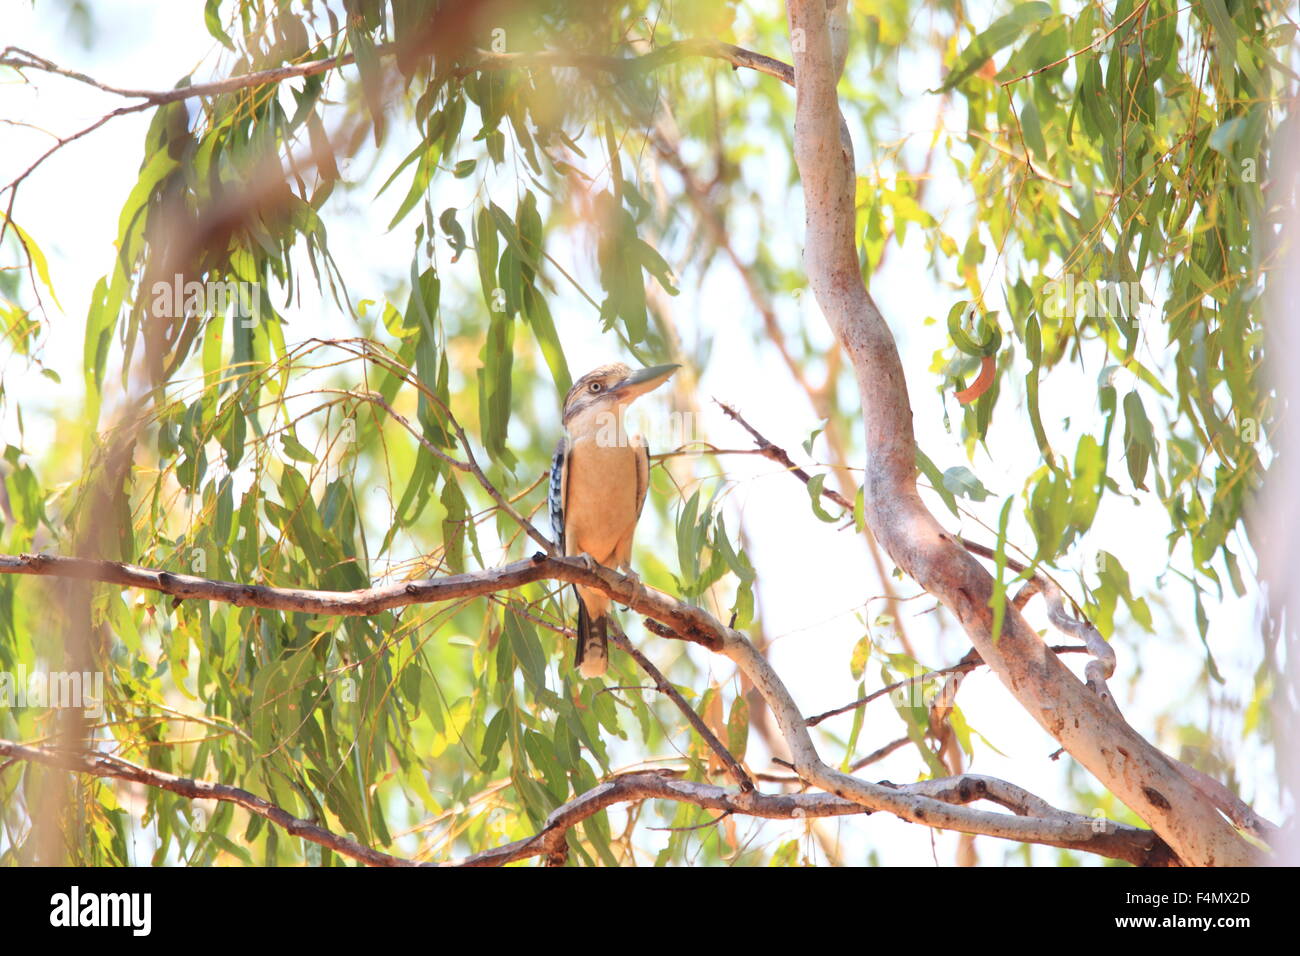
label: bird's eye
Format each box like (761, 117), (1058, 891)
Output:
(589, 382), (602, 392)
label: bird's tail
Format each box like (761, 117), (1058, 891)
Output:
(575, 597), (609, 678)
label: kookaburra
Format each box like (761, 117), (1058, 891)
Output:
(550, 362), (679, 677)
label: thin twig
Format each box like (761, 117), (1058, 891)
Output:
(716, 399), (853, 511)
(609, 622), (754, 792)
(805, 644), (1090, 727)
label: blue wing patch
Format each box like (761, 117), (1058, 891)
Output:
(549, 436), (568, 553)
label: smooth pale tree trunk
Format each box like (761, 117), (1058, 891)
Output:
(1259, 103), (1300, 867)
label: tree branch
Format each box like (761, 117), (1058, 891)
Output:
(455, 768), (1170, 867)
(8, 738), (1164, 868)
(0, 39), (793, 110)
(0, 737), (415, 867)
(0, 550), (728, 649)
(0, 549), (1176, 864)
(455, 770), (861, 866)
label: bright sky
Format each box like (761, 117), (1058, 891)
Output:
(0, 0), (1275, 865)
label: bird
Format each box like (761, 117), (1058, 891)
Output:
(549, 362), (680, 678)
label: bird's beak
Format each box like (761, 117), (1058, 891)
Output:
(610, 363), (680, 402)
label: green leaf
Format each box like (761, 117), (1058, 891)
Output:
(378, 111), (444, 198)
(1192, 588), (1224, 683)
(116, 148), (180, 270)
(478, 712), (506, 780)
(769, 839), (800, 867)
(1122, 390), (1155, 491)
(1023, 314), (1055, 465)
(1200, 0), (1237, 74)
(1093, 551), (1155, 637)
(635, 239), (679, 295)
(1019, 96), (1048, 163)
(934, 2), (1053, 93)
(386, 144), (439, 231)
(521, 285), (571, 395)
(430, 696), (473, 759)
(676, 489), (703, 591)
(802, 422), (827, 456)
(84, 273), (123, 400)
(524, 731), (568, 803)
(849, 635), (871, 682)
(916, 447), (960, 518)
(3, 217), (62, 311)
(841, 679), (867, 772)
(506, 613), (547, 694)
(204, 0), (234, 51)
(712, 518), (755, 583)
(942, 466), (990, 502)
(1069, 434), (1104, 533)
(488, 200), (547, 294)
(516, 191), (545, 286)
(439, 478), (468, 573)
(1209, 116), (1248, 155)
(474, 206), (500, 313)
(726, 696), (749, 763)
(989, 495), (1016, 645)
(438, 207), (466, 261)
(806, 473), (840, 522)
(280, 430), (319, 464)
(476, 307), (515, 466)
(348, 20), (385, 144)
(947, 301), (1002, 356)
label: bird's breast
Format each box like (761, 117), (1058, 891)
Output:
(563, 433), (641, 563)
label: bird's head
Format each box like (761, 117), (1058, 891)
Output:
(561, 362), (679, 427)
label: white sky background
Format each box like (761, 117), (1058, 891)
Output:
(0, 0), (1276, 865)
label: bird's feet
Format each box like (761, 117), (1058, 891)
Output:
(617, 566), (643, 609)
